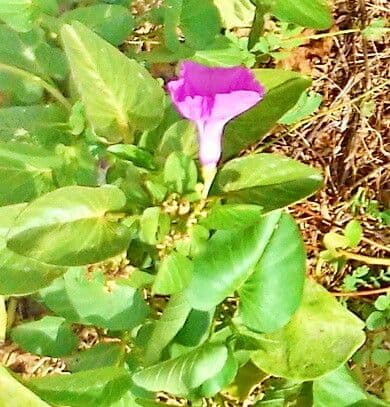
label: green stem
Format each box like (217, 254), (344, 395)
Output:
(6, 297), (18, 330)
(0, 62), (71, 110)
(248, 4), (268, 50)
(201, 166), (217, 200)
(338, 250), (390, 266)
(307, 28), (361, 40)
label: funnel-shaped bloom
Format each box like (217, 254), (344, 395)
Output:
(167, 61), (265, 168)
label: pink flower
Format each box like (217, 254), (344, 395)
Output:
(167, 61), (265, 168)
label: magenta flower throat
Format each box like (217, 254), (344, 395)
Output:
(167, 61), (265, 170)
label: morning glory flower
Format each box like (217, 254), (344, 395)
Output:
(167, 61), (265, 170)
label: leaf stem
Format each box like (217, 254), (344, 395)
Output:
(338, 249), (390, 266)
(6, 297), (18, 330)
(332, 286), (390, 297)
(0, 63), (71, 110)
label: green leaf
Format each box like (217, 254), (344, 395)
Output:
(175, 308), (214, 347)
(212, 153), (322, 212)
(108, 145), (156, 170)
(26, 367), (132, 407)
(214, 0), (255, 29)
(0, 25), (68, 81)
(65, 343), (123, 373)
(223, 69), (312, 158)
(153, 251), (193, 295)
(197, 346), (238, 397)
(279, 91), (323, 125)
(163, 152), (198, 194)
(156, 119), (198, 162)
(0, 142), (61, 206)
(0, 105), (70, 148)
(139, 207), (170, 245)
(184, 211), (283, 310)
(0, 0), (57, 32)
(180, 0), (221, 49)
(239, 212), (305, 332)
(144, 294), (192, 364)
(0, 203), (66, 295)
(192, 35), (255, 67)
(251, 279), (365, 380)
(133, 342), (228, 396)
(163, 0), (221, 51)
(362, 18), (389, 40)
(61, 5), (134, 46)
(374, 294), (390, 311)
(365, 311), (387, 331)
(11, 316), (78, 357)
(271, 0), (333, 30)
(0, 366), (50, 407)
(7, 185), (131, 266)
(344, 220), (362, 248)
(0, 245), (66, 295)
(61, 22), (164, 143)
(200, 204), (263, 230)
(312, 366), (368, 407)
(40, 268), (149, 330)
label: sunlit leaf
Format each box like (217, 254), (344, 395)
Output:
(251, 279), (365, 380)
(7, 185), (131, 266)
(61, 22), (164, 143)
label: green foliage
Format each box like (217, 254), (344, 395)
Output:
(61, 22), (164, 143)
(39, 268), (149, 330)
(223, 69), (312, 158)
(251, 279), (365, 380)
(133, 342), (228, 396)
(26, 367), (132, 407)
(239, 212), (306, 332)
(212, 153), (322, 212)
(0, 366), (50, 407)
(366, 294), (390, 331)
(11, 316), (78, 357)
(6, 185), (131, 266)
(61, 4), (134, 46)
(279, 91), (323, 125)
(65, 343), (123, 372)
(271, 0), (333, 30)
(362, 18), (389, 40)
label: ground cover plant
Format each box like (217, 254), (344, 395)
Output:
(0, 0), (388, 405)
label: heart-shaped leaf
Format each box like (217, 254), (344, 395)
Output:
(7, 185), (130, 266)
(0, 203), (65, 295)
(61, 22), (164, 143)
(251, 279), (365, 380)
(133, 342), (228, 396)
(184, 211), (282, 310)
(239, 212), (306, 332)
(212, 153), (322, 212)
(40, 268), (149, 331)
